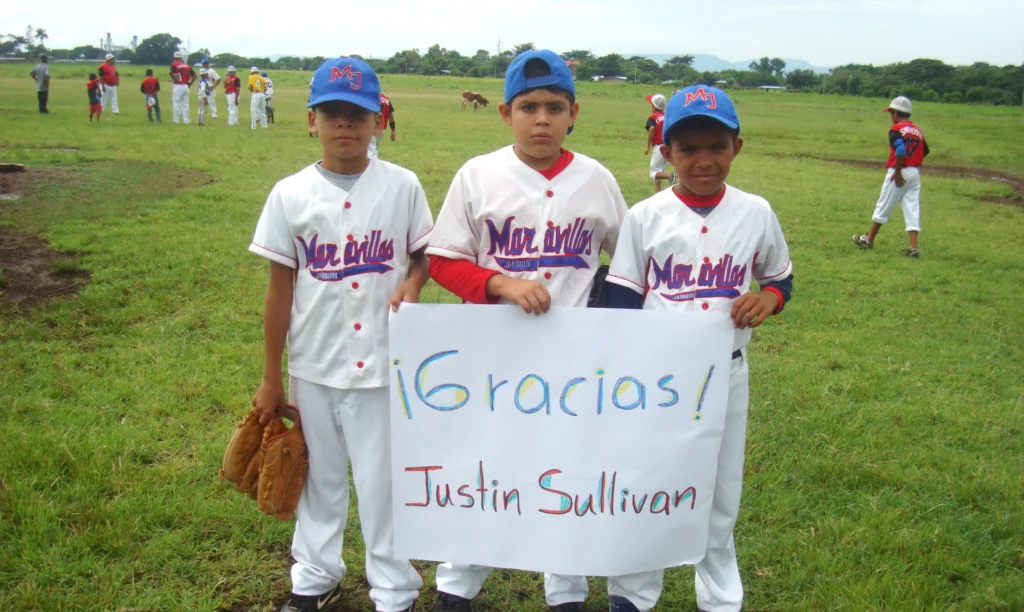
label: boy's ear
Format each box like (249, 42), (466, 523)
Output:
(374, 112), (384, 138)
(307, 109), (317, 134)
(498, 103), (513, 127)
(732, 136), (743, 157)
(659, 143), (671, 160)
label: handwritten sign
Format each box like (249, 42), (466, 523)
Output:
(388, 304), (734, 577)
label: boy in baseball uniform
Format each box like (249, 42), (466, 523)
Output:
(248, 67), (268, 129)
(604, 86), (794, 612)
(170, 51), (196, 124)
(853, 96), (930, 257)
(223, 66), (242, 126)
(644, 93), (675, 193)
(426, 49), (628, 612)
(201, 58), (221, 119)
(196, 69), (212, 126)
(86, 73), (103, 122)
(368, 93), (396, 159)
(249, 57), (431, 612)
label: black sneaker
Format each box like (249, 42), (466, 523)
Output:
(434, 592), (472, 612)
(903, 248), (920, 258)
(852, 234), (873, 249)
(551, 603), (584, 611)
(609, 596), (641, 612)
(279, 583), (342, 612)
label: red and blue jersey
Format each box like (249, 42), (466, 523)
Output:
(886, 120), (929, 168)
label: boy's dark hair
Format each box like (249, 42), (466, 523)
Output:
(894, 111), (911, 119)
(88, 73), (97, 80)
(664, 116), (740, 147)
(40, 54), (48, 62)
(145, 69), (154, 76)
(515, 58), (575, 104)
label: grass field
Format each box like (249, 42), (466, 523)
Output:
(1, 63), (1023, 611)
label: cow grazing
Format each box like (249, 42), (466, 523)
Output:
(461, 90), (490, 111)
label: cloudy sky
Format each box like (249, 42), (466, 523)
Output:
(9, 0), (1023, 67)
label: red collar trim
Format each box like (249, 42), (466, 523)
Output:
(674, 185), (727, 208)
(538, 149), (574, 181)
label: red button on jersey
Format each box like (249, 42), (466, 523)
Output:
(544, 272), (552, 280)
(352, 282), (359, 289)
(344, 202), (352, 209)
(546, 190), (554, 198)
(347, 234), (354, 241)
(701, 303), (709, 310)
(357, 361), (365, 368)
(703, 257), (711, 264)
(547, 220), (554, 228)
(701, 227), (708, 234)
(354, 323), (362, 331)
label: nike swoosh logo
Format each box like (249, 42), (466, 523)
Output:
(317, 591), (337, 610)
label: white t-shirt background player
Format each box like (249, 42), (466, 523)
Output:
(200, 59), (220, 119)
(249, 57), (431, 612)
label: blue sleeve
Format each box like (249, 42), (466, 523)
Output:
(762, 274), (793, 304)
(607, 283), (645, 310)
(893, 137), (906, 158)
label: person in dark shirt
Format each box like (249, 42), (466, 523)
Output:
(140, 69), (162, 123)
(86, 73), (103, 122)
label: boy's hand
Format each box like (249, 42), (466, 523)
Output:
(487, 275), (552, 315)
(390, 130), (396, 142)
(892, 171), (905, 187)
(644, 147), (650, 156)
(730, 291), (779, 329)
(252, 380), (286, 425)
(388, 279), (422, 312)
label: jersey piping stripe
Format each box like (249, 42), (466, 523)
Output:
(754, 260), (792, 282)
(427, 244), (477, 259)
(250, 242), (298, 264)
(606, 272), (644, 293)
(407, 226), (434, 253)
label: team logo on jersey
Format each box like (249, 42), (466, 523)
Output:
(684, 88), (717, 109)
(329, 65), (362, 90)
(297, 232), (395, 281)
(484, 216), (594, 271)
(651, 253), (745, 302)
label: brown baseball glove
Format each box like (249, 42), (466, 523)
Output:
(221, 404), (307, 520)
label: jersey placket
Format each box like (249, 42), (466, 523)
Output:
(341, 196), (370, 379)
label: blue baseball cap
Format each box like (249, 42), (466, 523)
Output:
(201, 57), (209, 64)
(504, 49), (575, 104)
(663, 86), (740, 139)
(261, 72), (268, 77)
(307, 57), (381, 111)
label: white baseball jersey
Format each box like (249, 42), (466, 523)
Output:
(205, 67), (220, 84)
(607, 185), (792, 351)
(426, 146), (628, 306)
(250, 160), (434, 389)
(197, 80), (211, 98)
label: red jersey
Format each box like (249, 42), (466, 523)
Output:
(886, 120), (928, 168)
(224, 75), (241, 94)
(141, 77), (159, 94)
(98, 63), (118, 86)
(170, 61), (194, 85)
(86, 79), (102, 105)
(380, 94), (393, 126)
(646, 111), (665, 146)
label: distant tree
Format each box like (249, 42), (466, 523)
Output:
(786, 69), (818, 90)
(191, 48), (212, 62)
(665, 55), (695, 67)
(34, 28), (47, 49)
(769, 58), (786, 76)
(597, 53), (624, 77)
(511, 42), (535, 57)
(562, 49), (593, 61)
(70, 45), (104, 59)
(135, 33), (183, 65)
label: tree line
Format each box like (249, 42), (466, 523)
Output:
(5, 30), (1021, 106)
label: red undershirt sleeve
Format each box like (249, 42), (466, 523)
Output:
(428, 255), (501, 305)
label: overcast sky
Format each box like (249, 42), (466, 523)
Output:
(9, 0), (1023, 67)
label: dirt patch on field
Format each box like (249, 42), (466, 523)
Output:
(821, 158), (1024, 207)
(0, 228), (90, 308)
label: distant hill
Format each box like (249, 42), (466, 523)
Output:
(628, 53), (831, 74)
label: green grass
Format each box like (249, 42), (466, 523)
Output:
(1, 64), (1022, 611)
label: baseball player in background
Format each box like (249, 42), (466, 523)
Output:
(644, 93), (675, 193)
(223, 66), (241, 126)
(604, 86), (793, 612)
(98, 53), (120, 114)
(367, 93), (396, 159)
(201, 58), (221, 119)
(853, 96), (930, 257)
(140, 68), (162, 122)
(170, 51), (196, 124)
(426, 49), (628, 612)
(197, 69), (212, 126)
(249, 57), (431, 612)
(248, 67), (268, 130)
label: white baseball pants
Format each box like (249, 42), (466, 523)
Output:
(172, 84), (190, 124)
(250, 92), (267, 128)
(101, 84), (119, 113)
(197, 96), (209, 125)
(649, 146), (669, 179)
(288, 378), (422, 612)
(603, 350), (750, 612)
(226, 92), (239, 125)
(437, 564), (587, 607)
(872, 167), (921, 232)
(207, 90), (218, 118)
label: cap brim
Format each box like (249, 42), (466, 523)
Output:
(308, 92), (381, 112)
(883, 107), (892, 112)
(668, 112), (739, 132)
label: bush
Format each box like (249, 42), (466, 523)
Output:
(943, 91), (964, 104)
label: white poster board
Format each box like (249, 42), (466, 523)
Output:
(389, 304), (734, 577)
